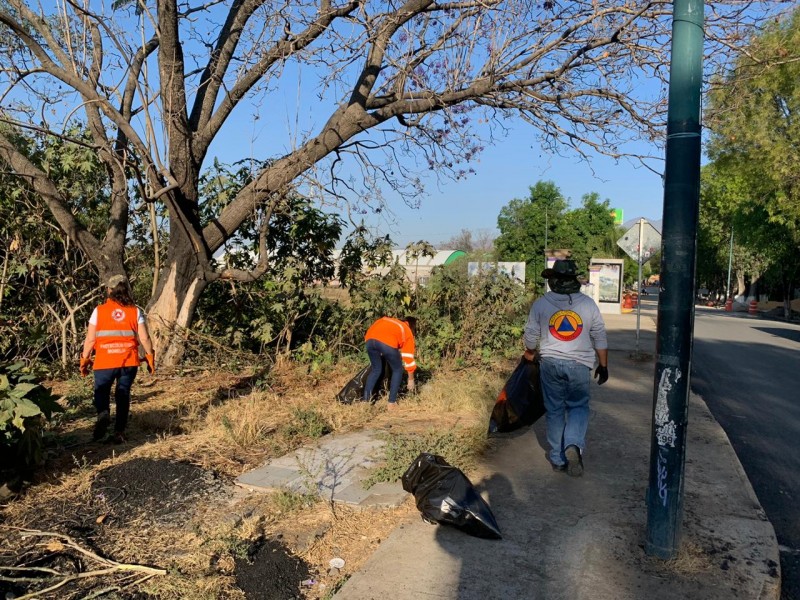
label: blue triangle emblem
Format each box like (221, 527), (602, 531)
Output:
(557, 318), (575, 333)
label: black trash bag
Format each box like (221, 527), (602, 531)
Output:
(335, 360), (387, 404)
(488, 356), (546, 434)
(401, 453), (502, 540)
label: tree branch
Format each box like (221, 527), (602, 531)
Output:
(0, 131), (102, 263)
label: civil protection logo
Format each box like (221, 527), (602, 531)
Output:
(111, 309), (125, 322)
(548, 310), (583, 341)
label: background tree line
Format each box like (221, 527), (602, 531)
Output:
(492, 180), (642, 292)
(698, 7), (800, 317)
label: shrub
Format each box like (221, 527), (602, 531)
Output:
(415, 260), (529, 366)
(0, 362), (62, 472)
(281, 408), (331, 440)
(362, 427), (487, 489)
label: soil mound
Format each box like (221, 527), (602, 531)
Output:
(91, 457), (224, 526)
(235, 537), (311, 600)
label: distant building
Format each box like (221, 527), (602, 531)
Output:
(331, 249), (466, 287)
(467, 261), (526, 284)
(388, 250), (467, 286)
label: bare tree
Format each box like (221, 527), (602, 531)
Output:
(442, 228), (496, 254)
(0, 0), (782, 364)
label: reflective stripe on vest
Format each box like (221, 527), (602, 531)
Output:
(96, 329), (136, 337)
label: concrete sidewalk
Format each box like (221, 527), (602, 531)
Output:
(333, 307), (781, 600)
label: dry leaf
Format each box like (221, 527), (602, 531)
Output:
(45, 540), (65, 552)
(96, 514), (108, 524)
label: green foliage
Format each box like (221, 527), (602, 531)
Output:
(281, 408), (332, 440)
(0, 125), (103, 365)
(415, 260), (529, 366)
(555, 192), (618, 271)
(0, 362), (63, 471)
(495, 181), (568, 286)
(706, 7), (800, 224)
(195, 167), (346, 357)
(495, 181), (621, 293)
(702, 8), (800, 300)
(270, 490), (319, 514)
(362, 427), (486, 489)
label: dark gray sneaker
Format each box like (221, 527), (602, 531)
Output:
(93, 411), (110, 441)
(565, 445), (584, 477)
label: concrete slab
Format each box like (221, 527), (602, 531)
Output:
(235, 430), (408, 508)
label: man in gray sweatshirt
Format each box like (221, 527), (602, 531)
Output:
(523, 259), (609, 477)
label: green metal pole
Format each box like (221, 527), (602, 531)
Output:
(645, 0), (704, 559)
(726, 227), (734, 300)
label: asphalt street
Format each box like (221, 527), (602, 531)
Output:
(691, 307), (800, 600)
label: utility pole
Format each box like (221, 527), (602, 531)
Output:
(725, 227), (734, 300)
(645, 0), (704, 559)
(636, 218), (644, 356)
(543, 205), (549, 293)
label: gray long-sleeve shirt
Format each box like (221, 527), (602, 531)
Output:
(524, 291), (608, 369)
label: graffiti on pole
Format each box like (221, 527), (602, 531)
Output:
(654, 367), (682, 506)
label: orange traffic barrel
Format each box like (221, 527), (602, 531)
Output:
(621, 293), (634, 313)
(748, 300), (758, 315)
(725, 298), (733, 312)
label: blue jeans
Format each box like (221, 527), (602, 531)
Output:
(364, 339), (404, 403)
(539, 358), (591, 466)
(93, 366), (138, 433)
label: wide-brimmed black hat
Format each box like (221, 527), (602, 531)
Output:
(541, 259), (578, 279)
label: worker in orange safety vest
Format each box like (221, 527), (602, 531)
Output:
(363, 316), (417, 409)
(80, 275), (155, 443)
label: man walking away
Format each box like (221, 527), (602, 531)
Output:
(523, 260), (608, 477)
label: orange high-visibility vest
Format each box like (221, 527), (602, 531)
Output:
(365, 317), (416, 372)
(92, 300), (141, 370)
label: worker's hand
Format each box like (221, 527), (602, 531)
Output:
(79, 357), (92, 377)
(523, 349), (538, 363)
(407, 373), (415, 392)
(594, 365), (608, 385)
(144, 353), (155, 375)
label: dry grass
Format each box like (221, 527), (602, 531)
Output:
(1, 356), (513, 599)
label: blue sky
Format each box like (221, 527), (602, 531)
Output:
(361, 123), (666, 248)
(202, 55), (668, 252)
(212, 113), (664, 248)
(208, 109), (666, 250)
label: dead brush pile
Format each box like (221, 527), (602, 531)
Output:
(0, 355), (512, 599)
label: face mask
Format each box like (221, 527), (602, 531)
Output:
(549, 277), (581, 294)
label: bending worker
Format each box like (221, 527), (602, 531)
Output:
(80, 275), (155, 443)
(363, 316), (417, 409)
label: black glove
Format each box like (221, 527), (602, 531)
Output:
(594, 365), (608, 385)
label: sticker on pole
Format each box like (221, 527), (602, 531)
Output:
(617, 220), (662, 264)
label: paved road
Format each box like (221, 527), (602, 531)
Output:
(690, 308), (800, 600)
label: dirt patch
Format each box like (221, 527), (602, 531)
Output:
(91, 457), (225, 526)
(235, 537), (312, 600)
(1, 360), (503, 599)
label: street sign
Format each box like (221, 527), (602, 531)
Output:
(617, 220), (662, 264)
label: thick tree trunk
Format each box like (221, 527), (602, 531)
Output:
(146, 231), (209, 367)
(147, 262), (208, 367)
(735, 270), (745, 298)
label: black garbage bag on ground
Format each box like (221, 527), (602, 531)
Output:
(335, 360), (387, 404)
(488, 356), (546, 434)
(401, 452), (502, 540)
